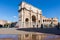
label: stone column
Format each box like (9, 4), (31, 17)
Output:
(30, 10), (32, 28)
(21, 8), (24, 28)
(29, 7), (32, 28)
(23, 8), (25, 28)
(40, 13), (42, 27)
(21, 4), (25, 28)
(36, 10), (38, 28)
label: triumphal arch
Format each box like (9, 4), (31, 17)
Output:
(18, 2), (58, 28)
(18, 2), (43, 28)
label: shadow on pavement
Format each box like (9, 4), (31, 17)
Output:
(17, 28), (60, 35)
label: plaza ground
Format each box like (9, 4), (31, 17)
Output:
(0, 28), (60, 40)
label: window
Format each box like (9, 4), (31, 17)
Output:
(25, 34), (29, 37)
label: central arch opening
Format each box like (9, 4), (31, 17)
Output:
(32, 15), (36, 28)
(32, 15), (36, 22)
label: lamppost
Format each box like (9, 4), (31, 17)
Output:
(51, 18), (53, 28)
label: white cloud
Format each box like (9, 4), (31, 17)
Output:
(13, 16), (17, 18)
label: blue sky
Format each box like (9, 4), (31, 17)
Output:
(0, 0), (60, 22)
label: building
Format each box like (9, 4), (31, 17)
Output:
(0, 20), (11, 27)
(18, 1), (58, 28)
(42, 16), (58, 28)
(0, 20), (7, 26)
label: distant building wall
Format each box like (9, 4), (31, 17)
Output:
(0, 20), (7, 26)
(0, 20), (11, 26)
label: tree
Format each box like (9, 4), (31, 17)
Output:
(0, 24), (3, 28)
(49, 24), (52, 28)
(55, 23), (60, 29)
(4, 23), (10, 28)
(10, 22), (17, 28)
